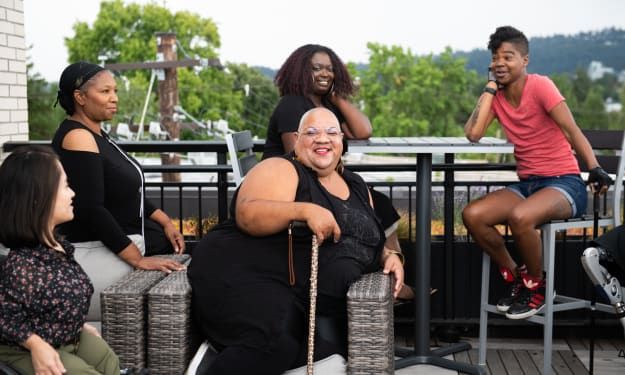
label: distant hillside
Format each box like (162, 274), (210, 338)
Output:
(254, 28), (625, 79)
(254, 66), (277, 80)
(455, 28), (625, 75)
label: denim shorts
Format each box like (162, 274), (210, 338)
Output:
(506, 174), (587, 218)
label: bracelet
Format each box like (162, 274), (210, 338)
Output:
(483, 86), (497, 95)
(385, 250), (405, 266)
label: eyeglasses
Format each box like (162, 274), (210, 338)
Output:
(299, 127), (343, 138)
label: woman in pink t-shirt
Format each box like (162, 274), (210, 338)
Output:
(462, 26), (612, 320)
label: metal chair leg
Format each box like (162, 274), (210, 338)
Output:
(478, 253), (491, 366)
(542, 226), (556, 375)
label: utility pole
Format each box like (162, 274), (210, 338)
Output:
(156, 32), (181, 182)
(105, 33), (220, 182)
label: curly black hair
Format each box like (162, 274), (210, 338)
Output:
(488, 26), (529, 56)
(274, 44), (353, 97)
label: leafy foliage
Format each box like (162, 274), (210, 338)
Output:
(352, 44), (479, 137)
(225, 63), (279, 133)
(26, 63), (65, 140)
(63, 0), (275, 138)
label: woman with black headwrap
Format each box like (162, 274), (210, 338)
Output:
(51, 62), (185, 321)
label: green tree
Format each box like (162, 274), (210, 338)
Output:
(225, 63), (278, 135)
(572, 68), (592, 104)
(65, 0), (253, 137)
(578, 86), (608, 129)
(27, 63), (65, 140)
(551, 74), (579, 111)
(353, 44), (478, 137)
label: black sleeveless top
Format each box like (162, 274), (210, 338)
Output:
(193, 153), (384, 297)
(52, 119), (156, 253)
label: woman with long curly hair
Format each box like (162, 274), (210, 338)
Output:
(263, 44), (371, 158)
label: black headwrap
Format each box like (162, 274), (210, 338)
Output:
(55, 61), (105, 115)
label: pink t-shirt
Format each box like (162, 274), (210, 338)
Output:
(491, 74), (580, 179)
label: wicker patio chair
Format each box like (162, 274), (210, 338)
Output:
(346, 271), (395, 374)
(149, 269), (394, 374)
(147, 268), (197, 375)
(101, 254), (189, 369)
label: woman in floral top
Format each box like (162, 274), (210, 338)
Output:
(0, 147), (119, 374)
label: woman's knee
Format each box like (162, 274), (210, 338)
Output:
(508, 209), (536, 233)
(462, 202), (483, 228)
(74, 331), (120, 375)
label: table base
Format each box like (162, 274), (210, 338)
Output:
(395, 343), (486, 374)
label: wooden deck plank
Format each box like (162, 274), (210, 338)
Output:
(486, 349), (506, 375)
(498, 349), (523, 375)
(464, 336), (569, 350)
(528, 348), (546, 374)
(566, 335), (588, 351)
(572, 348), (625, 374)
(452, 349), (470, 365)
(608, 337), (625, 348)
(551, 351), (574, 375)
(467, 348), (479, 365)
(559, 350), (589, 374)
(596, 338), (616, 350)
(393, 335), (620, 374)
(515, 350), (540, 375)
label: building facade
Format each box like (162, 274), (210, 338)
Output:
(0, 0), (27, 158)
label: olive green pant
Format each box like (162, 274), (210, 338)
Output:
(0, 331), (120, 375)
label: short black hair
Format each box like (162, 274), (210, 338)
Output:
(0, 146), (62, 249)
(488, 26), (529, 56)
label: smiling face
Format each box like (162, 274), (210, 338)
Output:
(74, 70), (118, 122)
(294, 108), (343, 175)
(310, 52), (334, 96)
(490, 41), (528, 86)
(50, 162), (75, 229)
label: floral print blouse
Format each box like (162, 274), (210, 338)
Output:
(0, 240), (93, 349)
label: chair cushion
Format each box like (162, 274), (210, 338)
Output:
(282, 354), (346, 375)
(185, 341), (346, 375)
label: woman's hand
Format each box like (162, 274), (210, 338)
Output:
(136, 256), (186, 273)
(82, 323), (101, 338)
(304, 204), (341, 245)
(24, 335), (66, 374)
(163, 222), (186, 254)
(382, 248), (405, 299)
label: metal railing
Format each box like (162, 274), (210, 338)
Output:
(4, 140), (623, 324)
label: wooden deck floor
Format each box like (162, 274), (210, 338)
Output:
(394, 336), (625, 374)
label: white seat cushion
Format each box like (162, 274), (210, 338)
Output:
(186, 341), (346, 375)
(282, 354), (346, 375)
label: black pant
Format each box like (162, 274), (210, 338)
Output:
(202, 298), (346, 375)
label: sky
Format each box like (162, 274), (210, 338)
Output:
(24, 0), (625, 82)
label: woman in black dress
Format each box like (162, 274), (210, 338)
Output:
(189, 108), (405, 374)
